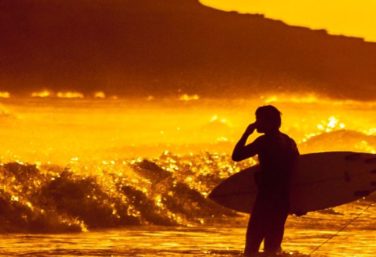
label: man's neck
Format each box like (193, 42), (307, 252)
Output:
(265, 129), (280, 136)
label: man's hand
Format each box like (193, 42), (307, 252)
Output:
(244, 122), (257, 136)
(232, 122), (259, 161)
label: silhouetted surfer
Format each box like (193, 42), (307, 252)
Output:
(232, 105), (299, 256)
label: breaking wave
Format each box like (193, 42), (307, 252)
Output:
(1, 129), (375, 233)
(0, 152), (253, 233)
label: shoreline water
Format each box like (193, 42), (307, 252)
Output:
(0, 221), (375, 257)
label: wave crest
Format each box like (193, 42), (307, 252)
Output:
(0, 154), (242, 233)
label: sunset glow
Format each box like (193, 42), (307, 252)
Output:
(56, 91), (84, 99)
(200, 0), (376, 42)
(94, 91), (106, 99)
(31, 90), (52, 98)
(0, 0), (375, 255)
(0, 92), (10, 98)
(179, 94), (200, 101)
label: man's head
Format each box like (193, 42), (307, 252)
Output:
(255, 105), (281, 134)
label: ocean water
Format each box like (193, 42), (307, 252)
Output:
(0, 154), (375, 257)
(0, 96), (375, 256)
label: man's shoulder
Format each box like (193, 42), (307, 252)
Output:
(281, 132), (296, 143)
(280, 133), (299, 155)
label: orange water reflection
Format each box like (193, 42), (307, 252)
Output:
(0, 96), (375, 165)
(0, 96), (375, 256)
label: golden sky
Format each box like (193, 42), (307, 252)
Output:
(200, 0), (376, 42)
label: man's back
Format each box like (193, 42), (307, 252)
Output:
(255, 132), (299, 197)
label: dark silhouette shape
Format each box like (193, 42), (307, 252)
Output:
(232, 105), (299, 256)
(1, 0), (376, 99)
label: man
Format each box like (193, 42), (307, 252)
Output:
(232, 105), (299, 256)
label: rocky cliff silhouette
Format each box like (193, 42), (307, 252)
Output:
(1, 0), (375, 99)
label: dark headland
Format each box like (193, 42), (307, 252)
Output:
(1, 0), (376, 100)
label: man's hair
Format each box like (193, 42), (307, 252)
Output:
(255, 105), (282, 129)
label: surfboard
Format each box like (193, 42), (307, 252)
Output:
(208, 152), (376, 214)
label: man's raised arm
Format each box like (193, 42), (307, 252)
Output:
(232, 123), (259, 161)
